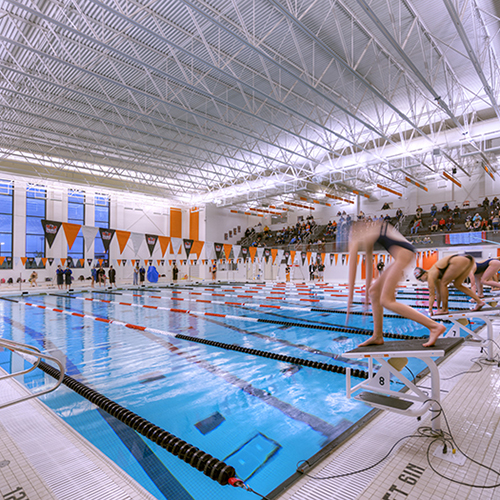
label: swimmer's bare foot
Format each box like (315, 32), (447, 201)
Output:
(422, 323), (447, 347)
(434, 309), (448, 315)
(359, 335), (385, 347)
(472, 301), (485, 311)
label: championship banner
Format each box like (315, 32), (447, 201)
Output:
(301, 251), (306, 266)
(87, 258), (93, 266)
(330, 253), (334, 265)
(264, 248), (271, 263)
(183, 239), (194, 259)
(48, 258), (54, 266)
(214, 243), (224, 260)
(284, 250), (290, 263)
(241, 246), (249, 262)
(342, 254), (346, 265)
(99, 228), (115, 253)
(41, 220), (61, 248)
(62, 222), (81, 250)
(146, 234), (158, 256)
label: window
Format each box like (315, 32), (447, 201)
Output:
(0, 180), (13, 269)
(68, 190), (85, 268)
(26, 184), (46, 265)
(94, 194), (110, 266)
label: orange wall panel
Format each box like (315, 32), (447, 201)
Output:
(171, 208), (182, 238)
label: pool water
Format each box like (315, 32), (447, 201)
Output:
(0, 285), (478, 499)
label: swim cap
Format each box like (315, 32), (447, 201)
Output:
(414, 267), (426, 279)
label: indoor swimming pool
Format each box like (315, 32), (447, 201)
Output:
(0, 283), (480, 500)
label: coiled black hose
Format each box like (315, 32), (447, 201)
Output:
(174, 334), (369, 379)
(36, 360), (236, 485)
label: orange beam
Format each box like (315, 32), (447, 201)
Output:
(376, 183), (402, 197)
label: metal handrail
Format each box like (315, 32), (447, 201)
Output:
(0, 338), (65, 410)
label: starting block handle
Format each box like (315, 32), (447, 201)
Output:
(346, 367), (351, 399)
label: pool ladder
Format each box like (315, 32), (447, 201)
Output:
(0, 338), (65, 410)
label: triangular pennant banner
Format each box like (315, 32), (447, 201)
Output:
(62, 222), (81, 250)
(276, 249), (284, 264)
(264, 248), (271, 263)
(60, 258), (66, 266)
(232, 245), (241, 261)
(21, 257), (28, 265)
(117, 259), (122, 267)
(158, 236), (171, 257)
(145, 234), (158, 256)
(256, 247), (265, 262)
(240, 246), (249, 262)
(271, 248), (278, 264)
(306, 251), (312, 264)
(192, 240), (204, 259)
(99, 228), (115, 253)
(214, 243), (224, 260)
(41, 220), (62, 248)
(223, 244), (232, 261)
(171, 237), (183, 255)
(130, 233), (144, 255)
(82, 226), (99, 253)
(290, 251), (296, 264)
(183, 239), (194, 259)
(249, 247), (257, 263)
(116, 230), (131, 254)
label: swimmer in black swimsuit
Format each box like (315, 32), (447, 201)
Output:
(472, 258), (500, 297)
(348, 221), (446, 347)
(414, 254), (484, 315)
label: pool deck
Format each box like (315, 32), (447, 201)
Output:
(0, 369), (157, 500)
(1, 282), (500, 499)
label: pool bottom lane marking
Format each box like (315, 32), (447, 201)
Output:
(17, 300), (351, 442)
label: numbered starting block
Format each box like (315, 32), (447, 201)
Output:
(433, 305), (500, 360)
(344, 337), (464, 431)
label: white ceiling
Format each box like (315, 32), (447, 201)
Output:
(0, 0), (499, 208)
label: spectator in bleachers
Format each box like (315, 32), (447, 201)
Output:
(438, 216), (446, 231)
(472, 213), (482, 231)
(446, 215), (454, 231)
(482, 197), (490, 209)
(430, 203), (437, 217)
(430, 217), (439, 232)
(481, 217), (489, 231)
(384, 214), (391, 221)
(396, 208), (403, 219)
(452, 205), (461, 219)
(416, 206), (423, 217)
(442, 202), (450, 212)
(410, 219), (421, 234)
(357, 211), (365, 220)
(492, 213), (499, 233)
(492, 196), (499, 207)
(465, 214), (472, 230)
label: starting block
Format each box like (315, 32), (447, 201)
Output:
(433, 305), (500, 360)
(344, 337), (464, 431)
